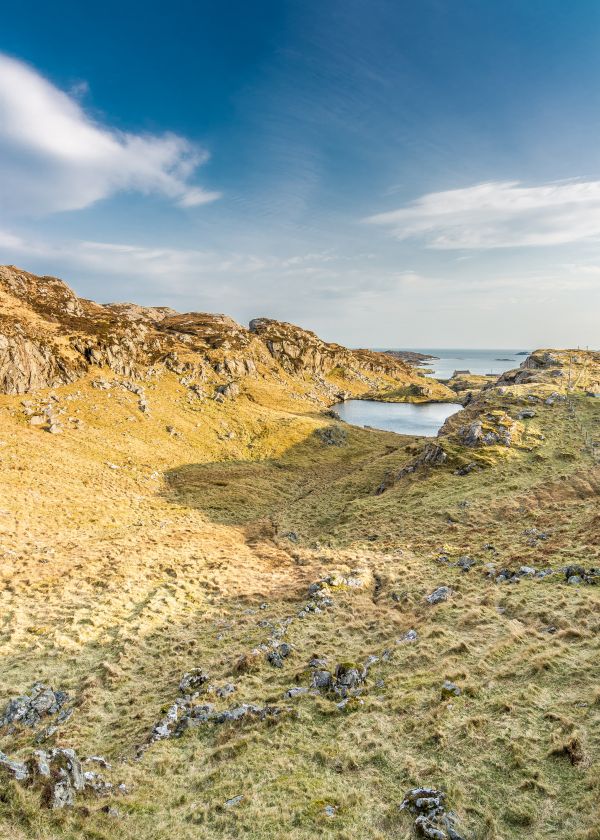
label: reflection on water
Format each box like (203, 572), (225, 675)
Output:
(332, 399), (463, 436)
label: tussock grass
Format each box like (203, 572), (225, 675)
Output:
(0, 368), (598, 838)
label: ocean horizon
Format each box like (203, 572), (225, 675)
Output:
(377, 347), (530, 379)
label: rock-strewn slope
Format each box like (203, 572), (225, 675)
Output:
(0, 265), (452, 401)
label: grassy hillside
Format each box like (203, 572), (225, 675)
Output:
(0, 351), (599, 840)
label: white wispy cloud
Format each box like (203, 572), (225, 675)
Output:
(366, 179), (600, 249)
(0, 53), (220, 215)
(0, 227), (423, 312)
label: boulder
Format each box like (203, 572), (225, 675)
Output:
(426, 586), (452, 605)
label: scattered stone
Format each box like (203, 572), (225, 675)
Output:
(456, 556), (475, 572)
(299, 570), (371, 617)
(335, 663), (365, 693)
(426, 587), (452, 605)
(215, 382), (240, 400)
(179, 669), (209, 696)
(225, 794), (244, 808)
(0, 750), (29, 781)
(30, 748), (96, 810)
(317, 425), (347, 446)
(400, 787), (465, 840)
(311, 670), (333, 690)
(1, 683), (70, 731)
(85, 755), (112, 770)
(324, 804), (337, 817)
(285, 687), (310, 698)
(29, 415), (47, 426)
(441, 680), (461, 699)
(564, 565), (599, 585)
(398, 629), (418, 643)
(149, 676), (287, 744)
(214, 683), (236, 699)
(495, 569), (521, 584)
(517, 409), (536, 419)
(453, 462), (478, 476)
(524, 527), (550, 543)
(267, 643), (292, 668)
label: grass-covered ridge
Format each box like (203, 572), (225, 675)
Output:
(0, 325), (599, 838)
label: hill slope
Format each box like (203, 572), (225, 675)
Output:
(0, 267), (598, 840)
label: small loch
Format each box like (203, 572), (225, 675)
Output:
(332, 399), (463, 437)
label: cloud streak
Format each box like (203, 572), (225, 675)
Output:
(366, 179), (600, 249)
(0, 53), (220, 215)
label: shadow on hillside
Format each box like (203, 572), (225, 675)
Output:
(160, 426), (409, 533)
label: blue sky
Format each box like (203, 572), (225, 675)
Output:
(0, 0), (599, 347)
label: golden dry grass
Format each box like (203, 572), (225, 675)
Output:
(0, 368), (599, 839)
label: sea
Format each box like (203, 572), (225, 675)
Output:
(394, 348), (529, 380)
(333, 348), (529, 434)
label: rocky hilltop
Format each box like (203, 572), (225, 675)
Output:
(0, 265), (453, 402)
(0, 265), (598, 840)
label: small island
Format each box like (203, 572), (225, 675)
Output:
(383, 350), (439, 366)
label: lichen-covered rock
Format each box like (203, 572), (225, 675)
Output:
(179, 669), (209, 695)
(1, 683), (69, 730)
(400, 787), (465, 840)
(317, 425), (347, 446)
(426, 586), (453, 605)
(0, 750), (29, 781)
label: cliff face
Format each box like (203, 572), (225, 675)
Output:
(0, 266), (443, 399)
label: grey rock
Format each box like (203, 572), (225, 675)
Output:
(285, 687), (309, 698)
(215, 381), (240, 400)
(565, 564), (586, 581)
(453, 462), (478, 476)
(311, 670), (333, 690)
(0, 750), (29, 781)
(317, 425), (347, 446)
(457, 556), (475, 571)
(460, 420), (483, 446)
(426, 586), (452, 605)
(400, 787), (465, 840)
(179, 669), (209, 695)
(1, 683), (69, 730)
(267, 651), (284, 668)
(441, 680), (461, 698)
(83, 770), (113, 796)
(215, 683), (236, 698)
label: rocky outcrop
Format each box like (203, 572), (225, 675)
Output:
(249, 317), (412, 381)
(0, 332), (81, 394)
(494, 349), (600, 391)
(0, 266), (445, 401)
